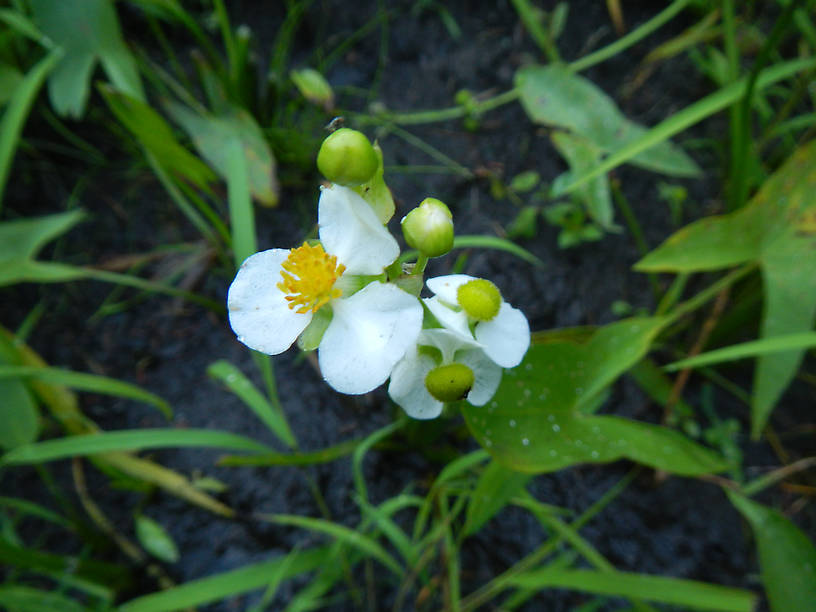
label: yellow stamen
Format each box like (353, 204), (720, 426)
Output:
(277, 242), (346, 314)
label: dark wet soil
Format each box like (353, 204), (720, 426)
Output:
(3, 1), (814, 610)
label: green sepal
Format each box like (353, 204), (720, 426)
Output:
(352, 143), (395, 224)
(297, 307), (333, 352)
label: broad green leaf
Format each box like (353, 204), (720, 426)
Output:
(0, 586), (86, 612)
(551, 131), (615, 229)
(0, 210), (84, 286)
(516, 64), (701, 177)
(0, 365), (172, 419)
(207, 360), (295, 448)
(727, 492), (816, 612)
(0, 428), (273, 466)
(0, 49), (61, 210)
(118, 548), (328, 612)
(31, 0), (143, 117)
(99, 86), (216, 190)
(636, 140), (816, 438)
(508, 568), (756, 611)
(463, 318), (727, 475)
(0, 359), (39, 450)
(135, 515), (179, 563)
(167, 102), (279, 206)
(464, 460), (531, 536)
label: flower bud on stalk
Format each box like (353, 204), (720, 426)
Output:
(401, 197), (454, 258)
(317, 128), (379, 186)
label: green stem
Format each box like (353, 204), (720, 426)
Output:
(569, 0), (693, 73)
(354, 89), (519, 127)
(610, 181), (659, 300)
(414, 254), (429, 275)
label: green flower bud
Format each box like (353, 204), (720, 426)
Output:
(457, 279), (501, 321)
(317, 128), (378, 186)
(425, 363), (475, 402)
(291, 68), (335, 110)
(400, 198), (454, 258)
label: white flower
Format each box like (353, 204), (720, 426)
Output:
(424, 274), (530, 368)
(227, 184), (423, 395)
(388, 329), (502, 419)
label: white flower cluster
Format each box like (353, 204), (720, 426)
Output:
(227, 159), (529, 419)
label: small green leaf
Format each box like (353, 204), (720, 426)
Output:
(551, 131), (615, 229)
(167, 102), (279, 206)
(727, 492), (816, 612)
(0, 210), (85, 287)
(135, 515), (180, 563)
(506, 205), (540, 239)
(0, 586), (87, 612)
(516, 64), (701, 177)
(31, 0), (143, 117)
(509, 170), (540, 192)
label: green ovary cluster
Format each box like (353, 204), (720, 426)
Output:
(457, 279), (501, 321)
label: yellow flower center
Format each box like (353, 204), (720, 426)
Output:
(277, 242), (346, 314)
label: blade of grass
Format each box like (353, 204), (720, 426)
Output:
(508, 569), (755, 611)
(0, 48), (62, 211)
(266, 514), (403, 576)
(0, 428), (273, 466)
(558, 57), (816, 197)
(0, 365), (171, 419)
(218, 438), (360, 466)
(119, 548), (329, 612)
(207, 359), (295, 448)
(400, 235), (543, 268)
(665, 332), (816, 371)
(353, 420), (405, 504)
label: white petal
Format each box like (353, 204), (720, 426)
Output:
(418, 328), (481, 364)
(388, 347), (443, 419)
(423, 296), (472, 339)
(227, 249), (312, 354)
(319, 282), (422, 394)
(474, 302), (530, 368)
(426, 274), (475, 305)
(318, 184), (399, 274)
(458, 349), (503, 406)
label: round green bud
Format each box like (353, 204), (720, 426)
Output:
(457, 279), (502, 321)
(425, 363), (475, 403)
(400, 198), (454, 258)
(316, 128), (378, 186)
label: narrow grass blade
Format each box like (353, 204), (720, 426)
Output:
(268, 514), (403, 576)
(226, 137), (256, 267)
(0, 48), (62, 210)
(0, 585), (87, 612)
(218, 438), (360, 466)
(0, 429), (273, 466)
(207, 359), (295, 448)
(118, 548), (328, 612)
(0, 496), (72, 529)
(508, 568), (756, 611)
(401, 235), (543, 267)
(665, 332), (816, 371)
(0, 365), (172, 419)
(559, 57), (816, 196)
